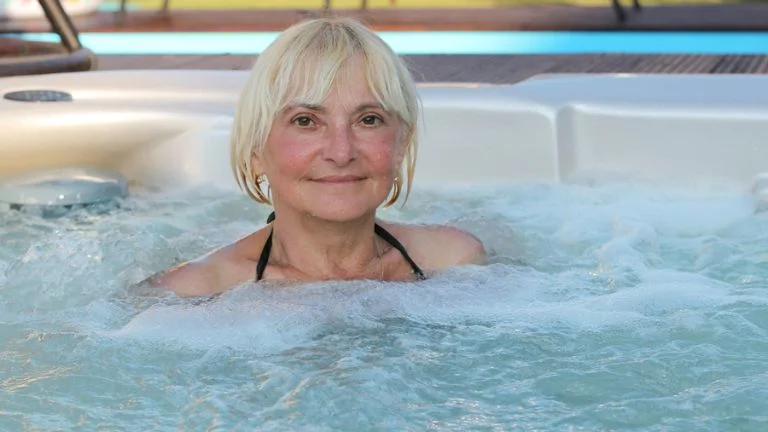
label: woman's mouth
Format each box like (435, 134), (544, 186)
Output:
(312, 175), (366, 183)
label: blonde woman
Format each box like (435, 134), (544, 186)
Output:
(151, 17), (485, 297)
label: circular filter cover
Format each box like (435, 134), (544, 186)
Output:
(3, 90), (73, 102)
(0, 167), (129, 206)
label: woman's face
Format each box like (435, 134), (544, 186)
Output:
(255, 59), (405, 222)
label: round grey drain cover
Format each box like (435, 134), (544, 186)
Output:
(0, 167), (128, 207)
(3, 90), (73, 102)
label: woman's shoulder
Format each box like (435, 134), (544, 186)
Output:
(146, 229), (268, 297)
(378, 221), (486, 272)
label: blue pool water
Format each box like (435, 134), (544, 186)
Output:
(15, 31), (768, 55)
(1, 181), (767, 430)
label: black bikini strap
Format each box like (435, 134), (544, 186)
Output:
(256, 212), (426, 281)
(255, 212), (275, 281)
(374, 223), (427, 281)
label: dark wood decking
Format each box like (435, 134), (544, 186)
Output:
(95, 53), (768, 84)
(5, 4), (768, 33)
(5, 3), (768, 82)
(84, 3), (768, 83)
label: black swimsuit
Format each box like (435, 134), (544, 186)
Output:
(255, 212), (426, 282)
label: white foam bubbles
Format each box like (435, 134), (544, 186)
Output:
(111, 288), (330, 352)
(3, 179), (763, 356)
(107, 258), (742, 353)
(109, 265), (537, 352)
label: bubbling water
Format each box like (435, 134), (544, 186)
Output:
(1, 179), (767, 431)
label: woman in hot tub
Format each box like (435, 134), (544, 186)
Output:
(150, 17), (486, 297)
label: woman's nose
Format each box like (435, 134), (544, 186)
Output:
(323, 124), (356, 165)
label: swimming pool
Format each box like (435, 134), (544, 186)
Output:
(15, 30), (768, 55)
(1, 70), (768, 430)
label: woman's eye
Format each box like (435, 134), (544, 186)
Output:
(293, 116), (314, 127)
(361, 115), (381, 126)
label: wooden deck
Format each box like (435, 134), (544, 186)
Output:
(84, 3), (768, 83)
(5, 3), (768, 33)
(95, 53), (768, 84)
(5, 3), (768, 82)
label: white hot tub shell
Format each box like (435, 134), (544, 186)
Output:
(1, 70), (767, 195)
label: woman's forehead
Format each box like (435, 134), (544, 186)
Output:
(284, 83), (386, 112)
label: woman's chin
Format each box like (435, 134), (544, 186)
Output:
(306, 200), (382, 223)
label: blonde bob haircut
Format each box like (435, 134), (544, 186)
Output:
(230, 17), (421, 208)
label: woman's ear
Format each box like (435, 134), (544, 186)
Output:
(395, 128), (410, 167)
(251, 148), (263, 175)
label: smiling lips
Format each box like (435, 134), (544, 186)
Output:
(312, 175), (366, 184)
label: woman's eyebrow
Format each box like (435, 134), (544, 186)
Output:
(354, 103), (385, 112)
(285, 103), (325, 112)
(284, 102), (385, 113)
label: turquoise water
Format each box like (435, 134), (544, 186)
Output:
(1, 180), (767, 430)
(15, 31), (768, 55)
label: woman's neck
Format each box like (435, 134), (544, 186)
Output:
(267, 209), (384, 280)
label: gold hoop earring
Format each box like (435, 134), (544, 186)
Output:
(384, 175), (402, 208)
(253, 172), (271, 205)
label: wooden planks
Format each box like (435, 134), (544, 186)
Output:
(96, 53), (768, 84)
(5, 4), (768, 33)
(7, 2), (768, 81)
